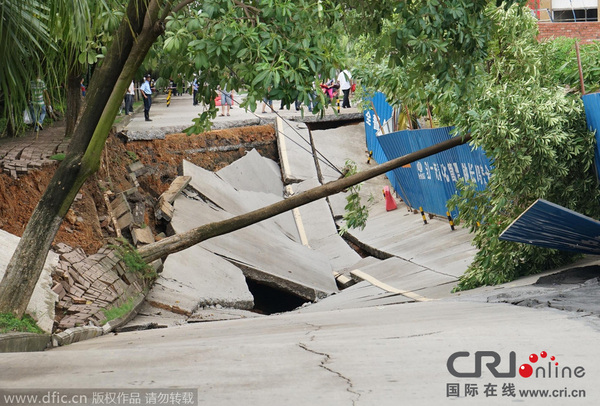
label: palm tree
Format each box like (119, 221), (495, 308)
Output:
(0, 0), (51, 136)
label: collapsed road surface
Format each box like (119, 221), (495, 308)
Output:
(2, 94), (600, 405)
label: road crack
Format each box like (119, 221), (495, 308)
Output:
(299, 323), (361, 405)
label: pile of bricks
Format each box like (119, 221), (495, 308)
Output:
(0, 132), (67, 178)
(51, 243), (146, 330)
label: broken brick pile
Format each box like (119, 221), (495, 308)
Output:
(0, 131), (68, 178)
(51, 243), (147, 330)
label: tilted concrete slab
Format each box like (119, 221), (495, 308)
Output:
(276, 118), (318, 183)
(290, 179), (361, 271)
(145, 245), (254, 316)
(296, 281), (413, 313)
(0, 229), (58, 333)
(216, 149), (283, 196)
(183, 160), (299, 242)
(122, 302), (187, 329)
(171, 195), (338, 301)
(346, 202), (476, 280)
(335, 256), (382, 278)
(346, 251), (458, 300)
(310, 123), (389, 218)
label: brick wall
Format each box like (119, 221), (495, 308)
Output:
(537, 22), (600, 43)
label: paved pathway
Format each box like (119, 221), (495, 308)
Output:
(0, 124), (68, 178)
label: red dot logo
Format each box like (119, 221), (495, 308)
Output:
(551, 356), (555, 361)
(540, 351), (547, 358)
(529, 354), (538, 363)
(519, 364), (533, 378)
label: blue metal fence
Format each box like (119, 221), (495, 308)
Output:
(581, 93), (600, 180)
(363, 92), (396, 188)
(362, 93), (492, 217)
(377, 127), (491, 217)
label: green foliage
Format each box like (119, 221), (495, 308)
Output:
(109, 238), (156, 281)
(0, 0), (51, 136)
(50, 153), (65, 161)
(0, 313), (44, 334)
(151, 0), (346, 133)
(447, 5), (600, 289)
(338, 160), (374, 235)
(352, 3), (600, 289)
(541, 38), (600, 94)
(100, 296), (137, 325)
(126, 150), (138, 162)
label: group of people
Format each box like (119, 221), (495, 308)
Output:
(26, 67), (353, 132)
(321, 69), (354, 108)
(261, 68), (354, 114)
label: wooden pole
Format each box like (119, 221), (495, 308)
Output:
(576, 41), (586, 95)
(427, 103), (434, 129)
(371, 101), (385, 135)
(138, 133), (473, 263)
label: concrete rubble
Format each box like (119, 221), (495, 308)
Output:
(170, 171), (338, 302)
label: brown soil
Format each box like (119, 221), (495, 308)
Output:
(0, 124), (277, 254)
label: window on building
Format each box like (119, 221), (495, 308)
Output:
(553, 8), (598, 21)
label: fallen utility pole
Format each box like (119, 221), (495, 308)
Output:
(138, 133), (473, 263)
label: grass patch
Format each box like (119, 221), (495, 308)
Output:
(50, 153), (65, 161)
(0, 313), (44, 334)
(109, 238), (156, 280)
(101, 296), (138, 325)
(126, 150), (138, 161)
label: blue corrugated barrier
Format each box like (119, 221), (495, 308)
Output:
(500, 199), (600, 255)
(362, 93), (492, 217)
(581, 93), (600, 180)
(363, 92), (396, 188)
(378, 127), (491, 217)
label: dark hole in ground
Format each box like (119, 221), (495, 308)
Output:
(246, 279), (307, 314)
(306, 118), (363, 131)
(535, 265), (600, 286)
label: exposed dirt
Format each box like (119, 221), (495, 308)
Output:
(0, 124), (278, 254)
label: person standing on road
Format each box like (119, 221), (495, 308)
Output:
(30, 75), (49, 131)
(337, 68), (353, 108)
(124, 80), (135, 115)
(218, 83), (232, 116)
(140, 74), (153, 121)
(192, 74), (199, 106)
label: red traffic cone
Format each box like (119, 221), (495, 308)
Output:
(383, 186), (397, 211)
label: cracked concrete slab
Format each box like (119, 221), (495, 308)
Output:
(277, 118), (318, 183)
(189, 308), (263, 323)
(183, 160), (299, 242)
(290, 179), (361, 271)
(171, 193), (338, 301)
(0, 229), (58, 333)
(145, 245), (253, 316)
(296, 280), (413, 313)
(349, 256), (457, 299)
(310, 122), (389, 218)
(216, 149), (283, 196)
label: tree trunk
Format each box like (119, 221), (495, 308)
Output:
(138, 133), (472, 263)
(65, 66), (83, 139)
(0, 0), (167, 317)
